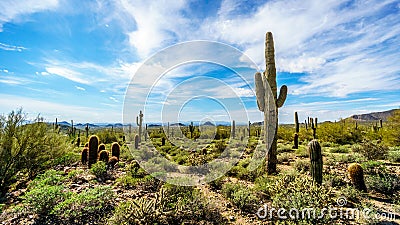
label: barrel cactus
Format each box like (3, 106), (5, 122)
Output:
(88, 135), (99, 168)
(108, 156), (119, 169)
(348, 163), (367, 192)
(99, 150), (109, 163)
(308, 140), (323, 185)
(111, 142), (120, 159)
(255, 32), (287, 174)
(98, 143), (106, 153)
(81, 147), (89, 165)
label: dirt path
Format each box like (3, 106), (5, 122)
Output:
(199, 184), (262, 225)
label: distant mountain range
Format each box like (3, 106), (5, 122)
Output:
(350, 109), (399, 121)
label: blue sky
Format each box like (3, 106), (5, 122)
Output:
(0, 0), (399, 124)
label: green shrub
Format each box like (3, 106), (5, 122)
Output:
(323, 173), (346, 188)
(0, 109), (69, 197)
(96, 129), (118, 144)
(360, 161), (387, 175)
(22, 184), (69, 215)
(277, 152), (292, 163)
(21, 170), (69, 215)
(52, 186), (115, 223)
(329, 145), (350, 153)
(387, 151), (400, 163)
(351, 140), (389, 160)
(90, 161), (107, 178)
(109, 185), (224, 224)
(365, 174), (400, 195)
(258, 172), (334, 222)
(221, 183), (257, 212)
(293, 159), (309, 173)
(294, 145), (308, 157)
(339, 185), (365, 206)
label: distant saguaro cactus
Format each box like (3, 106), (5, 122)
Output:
(134, 134), (139, 149)
(308, 140), (323, 185)
(348, 163), (367, 192)
(111, 142), (120, 159)
(161, 137), (166, 146)
(255, 32), (287, 174)
(137, 110), (143, 142)
(88, 135), (99, 168)
(231, 120), (236, 139)
(294, 112), (299, 149)
(189, 122), (195, 139)
(85, 123), (90, 138)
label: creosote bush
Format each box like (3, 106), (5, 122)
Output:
(351, 140), (389, 160)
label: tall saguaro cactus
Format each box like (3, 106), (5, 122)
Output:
(255, 32), (287, 174)
(294, 112), (299, 149)
(136, 110), (143, 142)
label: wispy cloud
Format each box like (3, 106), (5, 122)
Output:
(0, 0), (59, 31)
(75, 86), (85, 91)
(0, 42), (26, 51)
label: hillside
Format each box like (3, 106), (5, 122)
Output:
(350, 109), (399, 121)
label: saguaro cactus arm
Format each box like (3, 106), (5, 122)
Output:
(276, 85), (287, 108)
(255, 72), (265, 112)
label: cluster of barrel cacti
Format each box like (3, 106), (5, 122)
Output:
(81, 135), (120, 169)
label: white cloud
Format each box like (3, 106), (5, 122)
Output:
(116, 0), (190, 58)
(0, 42), (26, 51)
(0, 94), (121, 123)
(75, 86), (85, 91)
(0, 0), (59, 31)
(46, 66), (90, 84)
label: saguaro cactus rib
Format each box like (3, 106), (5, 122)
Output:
(255, 32), (288, 174)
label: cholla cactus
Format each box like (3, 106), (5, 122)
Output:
(255, 32), (287, 174)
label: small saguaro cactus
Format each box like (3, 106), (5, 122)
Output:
(308, 140), (323, 185)
(247, 121), (251, 137)
(379, 119), (383, 129)
(88, 135), (99, 168)
(231, 120), (236, 139)
(111, 142), (120, 159)
(76, 131), (81, 147)
(99, 150), (109, 163)
(134, 134), (139, 149)
(255, 32), (287, 174)
(348, 163), (367, 192)
(137, 110), (143, 142)
(98, 143), (106, 153)
(145, 124), (148, 141)
(294, 112), (299, 149)
(311, 118), (318, 139)
(85, 123), (90, 138)
(189, 122), (195, 139)
(81, 147), (89, 165)
(161, 137), (166, 146)
(305, 119), (308, 130)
